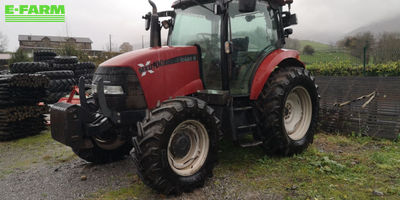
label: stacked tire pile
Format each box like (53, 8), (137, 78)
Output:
(0, 74), (49, 141)
(0, 51), (96, 141)
(74, 62), (96, 85)
(32, 51), (95, 104)
(39, 55), (78, 104)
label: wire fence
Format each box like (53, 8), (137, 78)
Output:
(316, 76), (400, 140)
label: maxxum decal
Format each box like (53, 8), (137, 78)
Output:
(138, 54), (198, 77)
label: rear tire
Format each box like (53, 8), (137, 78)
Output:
(255, 67), (319, 156)
(36, 70), (74, 80)
(131, 97), (220, 195)
(54, 56), (78, 64)
(10, 62), (50, 74)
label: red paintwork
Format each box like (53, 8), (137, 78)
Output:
(249, 49), (300, 100)
(58, 86), (82, 105)
(100, 46), (203, 109)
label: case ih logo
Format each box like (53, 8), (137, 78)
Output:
(4, 5), (65, 22)
(138, 61), (154, 77)
(137, 55), (198, 77)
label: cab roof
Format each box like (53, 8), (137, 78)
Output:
(172, 0), (216, 9)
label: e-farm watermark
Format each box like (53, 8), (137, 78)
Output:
(4, 4), (65, 22)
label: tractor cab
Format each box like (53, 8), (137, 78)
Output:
(146, 0), (297, 95)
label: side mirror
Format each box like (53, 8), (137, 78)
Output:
(282, 13), (297, 28)
(239, 0), (256, 13)
(143, 12), (151, 31)
(284, 28), (293, 37)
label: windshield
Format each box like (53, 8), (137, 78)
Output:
(169, 4), (222, 90)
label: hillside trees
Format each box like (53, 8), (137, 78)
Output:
(0, 32), (7, 52)
(337, 32), (375, 63)
(373, 32), (400, 63)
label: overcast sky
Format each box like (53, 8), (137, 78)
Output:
(1, 0), (400, 51)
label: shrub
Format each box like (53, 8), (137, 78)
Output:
(303, 45), (315, 55)
(307, 61), (400, 76)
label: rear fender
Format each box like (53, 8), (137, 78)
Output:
(249, 49), (303, 100)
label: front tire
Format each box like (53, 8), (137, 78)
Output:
(256, 67), (319, 156)
(72, 98), (133, 164)
(131, 97), (220, 195)
(72, 135), (132, 164)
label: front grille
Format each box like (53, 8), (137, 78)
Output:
(93, 66), (147, 111)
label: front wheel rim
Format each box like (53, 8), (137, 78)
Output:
(93, 135), (125, 150)
(284, 86), (312, 141)
(167, 120), (209, 177)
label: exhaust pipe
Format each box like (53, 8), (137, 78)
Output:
(148, 0), (161, 47)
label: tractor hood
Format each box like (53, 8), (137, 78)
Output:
(100, 46), (198, 69)
(98, 46), (203, 108)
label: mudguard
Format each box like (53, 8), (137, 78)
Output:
(250, 49), (303, 100)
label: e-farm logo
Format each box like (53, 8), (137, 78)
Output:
(4, 5), (65, 22)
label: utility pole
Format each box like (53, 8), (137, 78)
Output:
(109, 34), (112, 53)
(65, 21), (69, 37)
(142, 35), (144, 49)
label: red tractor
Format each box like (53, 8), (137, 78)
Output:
(51, 0), (319, 195)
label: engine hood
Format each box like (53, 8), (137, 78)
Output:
(98, 46), (203, 109)
(100, 46), (198, 69)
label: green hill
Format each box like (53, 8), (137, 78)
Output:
(299, 40), (332, 51)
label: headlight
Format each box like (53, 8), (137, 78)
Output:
(92, 85), (124, 95)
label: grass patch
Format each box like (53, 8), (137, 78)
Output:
(299, 40), (332, 51)
(87, 177), (154, 200)
(92, 133), (400, 199)
(301, 51), (361, 66)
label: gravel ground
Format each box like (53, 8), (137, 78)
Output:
(0, 132), (281, 200)
(0, 157), (135, 200)
(0, 152), (281, 200)
(4, 131), (395, 200)
(0, 132), (136, 200)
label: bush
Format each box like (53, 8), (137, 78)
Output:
(303, 45), (315, 55)
(8, 48), (32, 65)
(307, 61), (400, 76)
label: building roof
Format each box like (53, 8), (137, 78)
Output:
(18, 35), (92, 43)
(0, 53), (12, 60)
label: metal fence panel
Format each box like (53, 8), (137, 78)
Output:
(316, 76), (400, 140)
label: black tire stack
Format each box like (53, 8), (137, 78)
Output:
(40, 56), (78, 104)
(74, 62), (95, 85)
(0, 51), (96, 141)
(37, 70), (76, 104)
(33, 50), (57, 65)
(31, 52), (96, 104)
(0, 74), (49, 141)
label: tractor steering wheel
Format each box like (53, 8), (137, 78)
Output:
(196, 33), (213, 41)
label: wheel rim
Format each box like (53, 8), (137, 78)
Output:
(167, 120), (209, 177)
(284, 86), (312, 141)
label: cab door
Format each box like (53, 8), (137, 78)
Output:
(228, 1), (279, 95)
